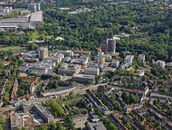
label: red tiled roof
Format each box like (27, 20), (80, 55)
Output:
(23, 62), (34, 65)
(3, 61), (10, 65)
(23, 77), (38, 84)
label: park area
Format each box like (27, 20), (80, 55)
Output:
(0, 46), (22, 52)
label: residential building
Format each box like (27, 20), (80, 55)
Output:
(124, 55), (134, 64)
(38, 47), (48, 58)
(41, 86), (76, 97)
(120, 55), (134, 69)
(138, 54), (145, 62)
(23, 77), (38, 94)
(105, 55), (112, 61)
(86, 89), (110, 115)
(0, 6), (12, 15)
(155, 60), (165, 68)
(111, 60), (120, 68)
(10, 78), (18, 100)
(109, 114), (128, 130)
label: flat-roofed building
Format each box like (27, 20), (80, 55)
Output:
(88, 122), (106, 130)
(84, 67), (100, 76)
(124, 55), (134, 64)
(111, 60), (120, 68)
(138, 54), (145, 62)
(72, 73), (95, 84)
(31, 104), (54, 123)
(62, 50), (74, 56)
(70, 57), (89, 65)
(0, 11), (43, 30)
(30, 11), (43, 26)
(41, 86), (76, 97)
(58, 63), (80, 75)
(155, 60), (165, 68)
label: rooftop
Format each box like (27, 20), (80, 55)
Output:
(30, 11), (43, 22)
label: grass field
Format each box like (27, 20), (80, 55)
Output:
(31, 32), (41, 40)
(31, 32), (53, 40)
(0, 46), (22, 52)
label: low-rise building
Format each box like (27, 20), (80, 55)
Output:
(19, 60), (56, 76)
(109, 114), (128, 130)
(62, 50), (74, 56)
(72, 74), (95, 84)
(120, 55), (134, 69)
(58, 63), (80, 75)
(105, 55), (112, 61)
(10, 78), (18, 100)
(124, 55), (134, 64)
(10, 102), (54, 129)
(88, 121), (106, 130)
(0, 6), (12, 15)
(31, 104), (54, 123)
(42, 53), (64, 64)
(111, 60), (120, 68)
(138, 54), (145, 62)
(70, 57), (89, 65)
(41, 86), (76, 97)
(84, 67), (100, 76)
(155, 60), (165, 68)
(30, 11), (43, 26)
(86, 89), (110, 115)
(0, 11), (43, 30)
(89, 112), (100, 123)
(88, 63), (104, 72)
(72, 114), (88, 129)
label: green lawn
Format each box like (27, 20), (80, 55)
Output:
(31, 32), (53, 40)
(31, 32), (41, 40)
(0, 46), (22, 52)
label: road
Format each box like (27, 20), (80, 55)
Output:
(74, 83), (108, 94)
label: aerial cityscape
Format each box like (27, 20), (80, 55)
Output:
(0, 0), (171, 130)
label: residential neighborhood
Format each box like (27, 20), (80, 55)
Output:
(0, 0), (171, 130)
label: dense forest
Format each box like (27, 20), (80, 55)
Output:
(0, 0), (171, 62)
